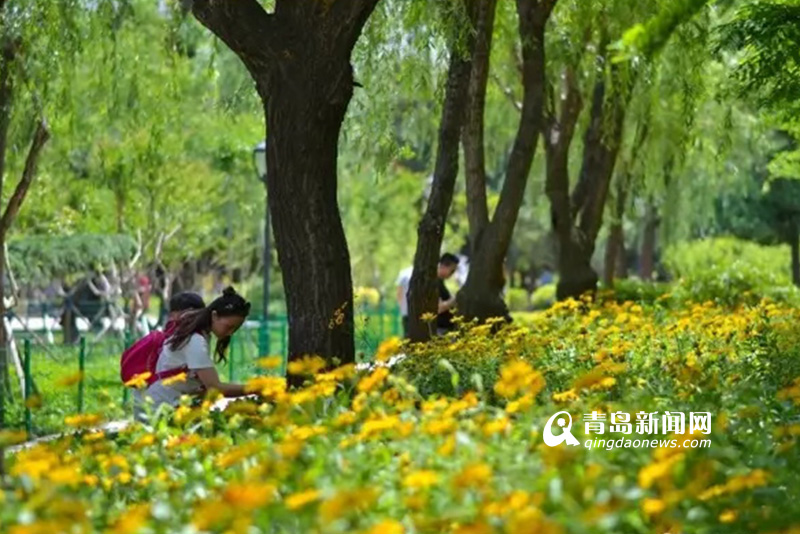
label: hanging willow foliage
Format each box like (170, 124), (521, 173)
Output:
(7, 234), (136, 284)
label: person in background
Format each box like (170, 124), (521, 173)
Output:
(395, 265), (413, 337)
(436, 253), (460, 335)
(167, 292), (205, 325)
(140, 287), (251, 415)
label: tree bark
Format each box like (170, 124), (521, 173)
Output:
(462, 0), (498, 254)
(640, 201), (659, 281)
(602, 175), (628, 288)
(191, 0), (379, 368)
(407, 0), (478, 342)
(542, 66), (590, 302)
(556, 66), (626, 300)
(457, 0), (556, 322)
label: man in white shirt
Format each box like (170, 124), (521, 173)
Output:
(395, 266), (413, 337)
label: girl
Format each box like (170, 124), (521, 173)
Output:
(139, 287), (251, 416)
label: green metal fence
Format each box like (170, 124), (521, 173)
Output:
(0, 304), (403, 438)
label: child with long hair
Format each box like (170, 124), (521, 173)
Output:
(141, 286), (251, 414)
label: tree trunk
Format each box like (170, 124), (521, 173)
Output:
(457, 0), (555, 322)
(191, 0), (380, 368)
(604, 222), (623, 288)
(602, 177), (628, 288)
(558, 71), (625, 299)
(542, 63), (586, 302)
(462, 0), (497, 254)
(640, 202), (659, 280)
(264, 71), (355, 365)
(790, 220), (800, 287)
(616, 224), (628, 279)
(408, 2), (477, 342)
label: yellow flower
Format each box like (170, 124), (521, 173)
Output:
(454, 463), (492, 490)
(403, 470), (439, 490)
(257, 355), (283, 370)
(358, 367), (390, 394)
(494, 360), (545, 399)
(719, 509), (737, 523)
(638, 455), (682, 489)
(334, 411), (358, 427)
(288, 355), (327, 376)
(222, 482), (277, 511)
(132, 434), (156, 449)
(505, 394), (534, 414)
(124, 372), (152, 389)
(161, 372), (187, 386)
(423, 417), (457, 436)
(64, 413), (102, 429)
(110, 504), (150, 534)
(552, 389), (578, 403)
(699, 469), (769, 500)
(365, 520), (405, 534)
(244, 376), (287, 399)
(505, 506), (561, 534)
(429, 432), (454, 456)
(453, 521), (492, 534)
(375, 336), (403, 362)
(192, 499), (232, 531)
(319, 488), (377, 522)
(641, 498), (666, 517)
(483, 417), (510, 436)
(420, 312), (437, 322)
(285, 489), (321, 510)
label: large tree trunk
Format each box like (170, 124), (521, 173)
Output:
(640, 202), (659, 280)
(191, 0), (379, 367)
(457, 0), (555, 322)
(602, 176), (628, 288)
(407, 0), (478, 342)
(557, 70), (625, 300)
(542, 63), (587, 302)
(462, 0), (498, 254)
(265, 72), (355, 364)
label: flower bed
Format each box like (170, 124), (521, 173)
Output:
(2, 297), (800, 533)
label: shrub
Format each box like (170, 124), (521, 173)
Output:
(530, 283), (556, 310)
(504, 287), (530, 312)
(664, 237), (800, 306)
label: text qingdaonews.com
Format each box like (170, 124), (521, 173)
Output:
(583, 437), (711, 450)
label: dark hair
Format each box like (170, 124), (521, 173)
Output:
(439, 253), (460, 267)
(168, 286), (251, 363)
(169, 292), (205, 313)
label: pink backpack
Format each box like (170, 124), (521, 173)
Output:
(120, 323), (187, 387)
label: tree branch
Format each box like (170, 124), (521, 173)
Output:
(491, 73), (522, 112)
(190, 0), (277, 78)
(0, 120), (49, 235)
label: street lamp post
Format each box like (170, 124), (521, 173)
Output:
(253, 141), (270, 355)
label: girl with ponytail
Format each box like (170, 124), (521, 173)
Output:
(141, 286), (251, 413)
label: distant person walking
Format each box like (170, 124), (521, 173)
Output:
(436, 253), (460, 335)
(396, 265), (413, 337)
(396, 253), (460, 337)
